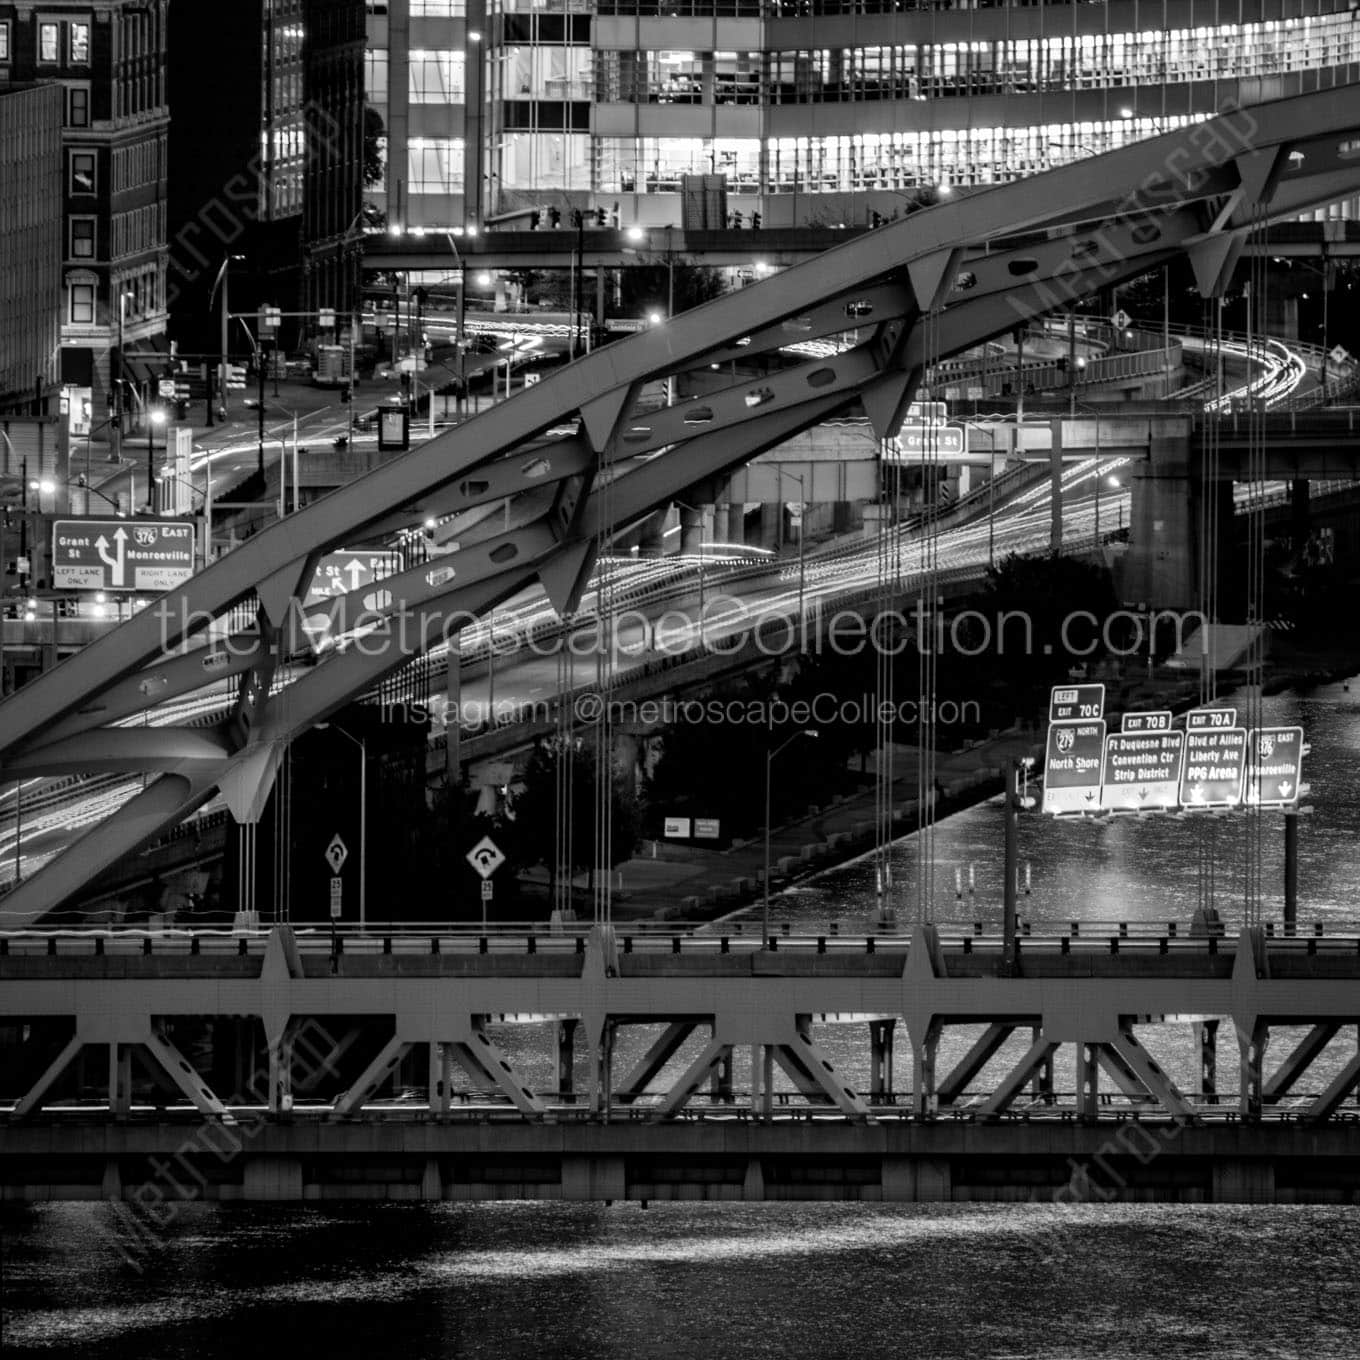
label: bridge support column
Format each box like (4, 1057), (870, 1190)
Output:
(758, 502), (781, 550)
(723, 502), (745, 544)
(109, 1043), (132, 1119)
(420, 1159), (443, 1201)
(1031, 1025), (1054, 1103)
(1211, 1161), (1276, 1204)
(637, 511), (667, 558)
(678, 503), (708, 554)
(101, 1160), (123, 1201)
(429, 1042), (452, 1117)
(1197, 1021), (1220, 1101)
(1239, 1022), (1269, 1121)
(1076, 1042), (1099, 1120)
(709, 1045), (733, 1103)
(1124, 421), (1198, 611)
(910, 1021), (940, 1116)
(869, 1019), (895, 1102)
(267, 1028), (294, 1115)
(1291, 479), (1310, 557)
(589, 1021), (614, 1119)
(557, 1019), (578, 1101)
(742, 1159), (765, 1201)
(881, 1158), (952, 1202)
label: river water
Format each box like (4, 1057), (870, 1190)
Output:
(3, 680), (1358, 1356)
(3, 1201), (1359, 1358)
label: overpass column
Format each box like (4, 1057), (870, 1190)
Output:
(678, 503), (708, 555)
(108, 1043), (132, 1119)
(637, 510), (667, 558)
(757, 502), (781, 551)
(1291, 479), (1310, 557)
(1124, 418), (1198, 611)
(724, 502), (746, 545)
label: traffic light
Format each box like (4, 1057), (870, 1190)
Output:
(595, 207), (607, 227)
(869, 210), (882, 228)
(529, 209), (541, 229)
(730, 211), (744, 228)
(548, 206), (561, 227)
(752, 211), (762, 229)
(340, 387), (351, 404)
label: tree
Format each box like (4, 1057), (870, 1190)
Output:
(507, 738), (642, 904)
(363, 107), (386, 189)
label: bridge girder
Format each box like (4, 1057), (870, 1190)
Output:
(3, 88), (1360, 923)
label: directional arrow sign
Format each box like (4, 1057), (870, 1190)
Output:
(1245, 726), (1306, 807)
(1100, 730), (1185, 812)
(1049, 684), (1106, 723)
(52, 519), (195, 592)
(891, 424), (967, 458)
(305, 550), (400, 605)
(1179, 725), (1247, 809)
(1042, 719), (1106, 814)
(466, 836), (505, 879)
(324, 834), (349, 875)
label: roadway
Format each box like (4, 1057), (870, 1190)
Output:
(0, 328), (1317, 893)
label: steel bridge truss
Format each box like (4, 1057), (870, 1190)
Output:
(3, 925), (1359, 1125)
(3, 90), (1360, 922)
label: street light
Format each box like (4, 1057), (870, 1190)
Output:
(210, 254), (246, 421)
(319, 722), (367, 930)
(763, 728), (818, 948)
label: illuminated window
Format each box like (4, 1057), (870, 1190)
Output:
(39, 22), (59, 62)
(70, 21), (90, 64)
(69, 283), (95, 325)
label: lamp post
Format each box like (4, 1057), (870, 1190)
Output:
(322, 722), (367, 930)
(211, 254), (245, 420)
(763, 728), (817, 948)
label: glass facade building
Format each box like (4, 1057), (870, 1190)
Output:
(365, 0), (1360, 232)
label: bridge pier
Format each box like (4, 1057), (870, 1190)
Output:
(1076, 1042), (1100, 1120)
(243, 1156), (303, 1201)
(709, 1045), (733, 1103)
(109, 1043), (132, 1120)
(910, 1022), (939, 1116)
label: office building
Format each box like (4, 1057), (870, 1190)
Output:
(167, 0), (366, 356)
(0, 0), (170, 420)
(364, 0), (1360, 234)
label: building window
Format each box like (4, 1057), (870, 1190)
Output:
(70, 283), (95, 325)
(39, 22), (59, 62)
(407, 138), (464, 194)
(70, 151), (96, 195)
(71, 218), (96, 259)
(69, 87), (90, 127)
(0, 22), (10, 61)
(70, 21), (90, 64)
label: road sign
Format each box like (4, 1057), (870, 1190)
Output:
(905, 400), (947, 425)
(1122, 710), (1172, 733)
(324, 834), (349, 874)
(480, 880), (494, 902)
(51, 519), (195, 592)
(524, 372), (541, 386)
(224, 364), (247, 390)
(1049, 684), (1106, 723)
(319, 308), (336, 329)
(329, 877), (343, 919)
(663, 816), (692, 839)
(892, 424), (966, 458)
(1245, 726), (1307, 807)
(1329, 345), (1351, 366)
(305, 550), (400, 605)
(1186, 707), (1237, 731)
(1100, 730), (1185, 812)
(466, 836), (505, 879)
(694, 818), (720, 839)
(157, 378), (176, 399)
(1042, 719), (1106, 814)
(1111, 308), (1132, 330)
(1179, 725), (1247, 808)
(378, 407), (409, 452)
